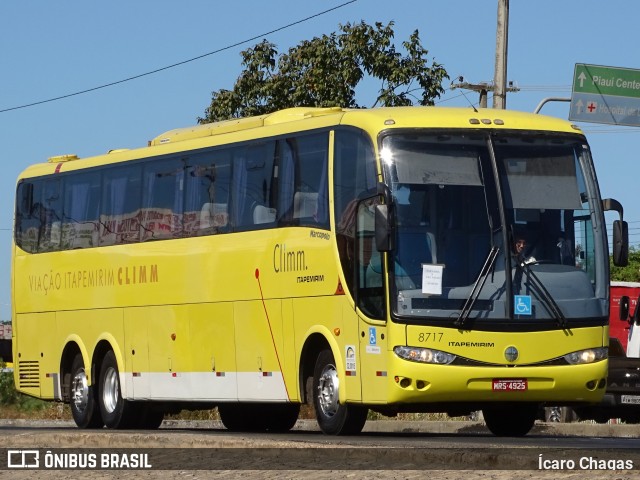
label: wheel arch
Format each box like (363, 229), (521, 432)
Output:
(298, 328), (345, 404)
(60, 340), (83, 403)
(91, 336), (127, 397)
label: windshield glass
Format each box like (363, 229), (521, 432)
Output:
(380, 131), (607, 327)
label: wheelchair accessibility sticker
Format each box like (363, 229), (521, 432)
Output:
(366, 327), (381, 354)
(514, 295), (532, 315)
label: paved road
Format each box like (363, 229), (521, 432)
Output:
(1, 420), (639, 479)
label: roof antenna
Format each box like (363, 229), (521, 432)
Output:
(451, 76), (486, 113)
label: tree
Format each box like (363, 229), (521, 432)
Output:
(610, 246), (640, 282)
(199, 21), (449, 123)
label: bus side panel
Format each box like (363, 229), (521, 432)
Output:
(13, 312), (57, 399)
(281, 299), (300, 402)
(188, 302), (237, 400)
(234, 300), (288, 401)
(126, 304), (238, 401)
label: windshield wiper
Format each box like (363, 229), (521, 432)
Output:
(455, 246), (499, 328)
(518, 262), (567, 328)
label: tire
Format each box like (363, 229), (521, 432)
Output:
(98, 350), (137, 429)
(621, 413), (640, 424)
(136, 404), (165, 429)
(544, 406), (575, 423)
(218, 404), (262, 432)
(69, 354), (103, 429)
(313, 349), (367, 435)
(262, 404), (300, 432)
(218, 403), (300, 432)
(483, 404), (538, 437)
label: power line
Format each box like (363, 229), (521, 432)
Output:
(0, 0), (357, 114)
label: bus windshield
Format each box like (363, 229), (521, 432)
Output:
(379, 131), (607, 327)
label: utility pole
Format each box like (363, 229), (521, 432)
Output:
(450, 79), (490, 108)
(451, 78), (518, 109)
(493, 0), (509, 109)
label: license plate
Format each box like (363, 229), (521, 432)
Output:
(621, 395), (640, 404)
(492, 379), (528, 391)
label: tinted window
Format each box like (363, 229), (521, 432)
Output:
(100, 165), (142, 246)
(62, 172), (101, 249)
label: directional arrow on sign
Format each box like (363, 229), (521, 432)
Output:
(578, 72), (587, 88)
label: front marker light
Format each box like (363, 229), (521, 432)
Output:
(394, 346), (456, 365)
(564, 347), (608, 365)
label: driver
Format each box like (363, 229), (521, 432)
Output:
(513, 234), (536, 265)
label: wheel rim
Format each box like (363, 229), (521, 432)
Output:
(102, 366), (119, 414)
(547, 406), (561, 422)
(317, 363), (340, 417)
(71, 368), (89, 413)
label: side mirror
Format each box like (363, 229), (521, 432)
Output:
(612, 220), (629, 267)
(619, 295), (630, 322)
(375, 204), (393, 252)
(603, 198), (629, 267)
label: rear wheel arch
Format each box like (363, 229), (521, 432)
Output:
(299, 332), (334, 404)
(92, 339), (128, 398)
(61, 342), (82, 402)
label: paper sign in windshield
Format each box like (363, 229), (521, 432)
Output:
(422, 264), (444, 295)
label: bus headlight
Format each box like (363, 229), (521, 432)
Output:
(563, 347), (608, 365)
(394, 346), (456, 365)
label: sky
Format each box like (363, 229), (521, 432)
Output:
(1, 0), (639, 321)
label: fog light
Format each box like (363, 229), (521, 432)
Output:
(598, 378), (606, 389)
(586, 380), (597, 390)
(399, 378), (411, 388)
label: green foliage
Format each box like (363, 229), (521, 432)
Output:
(0, 362), (19, 405)
(610, 246), (640, 282)
(199, 21), (449, 122)
(0, 362), (49, 412)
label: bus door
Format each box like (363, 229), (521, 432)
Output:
(355, 197), (388, 402)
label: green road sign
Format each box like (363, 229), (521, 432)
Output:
(570, 64), (640, 126)
(573, 64), (640, 97)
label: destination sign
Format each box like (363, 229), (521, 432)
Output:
(569, 63), (640, 127)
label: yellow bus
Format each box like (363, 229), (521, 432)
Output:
(12, 106), (628, 436)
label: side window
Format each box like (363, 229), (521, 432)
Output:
(333, 129), (377, 296)
(141, 158), (184, 241)
(185, 150), (231, 236)
(295, 134), (329, 228)
(62, 172), (101, 249)
(277, 133), (330, 229)
(100, 165), (142, 246)
(37, 179), (63, 252)
(231, 142), (276, 230)
(15, 181), (42, 253)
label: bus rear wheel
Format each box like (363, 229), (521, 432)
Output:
(482, 404), (538, 436)
(69, 354), (103, 428)
(98, 350), (137, 429)
(313, 349), (367, 435)
(218, 403), (300, 432)
(136, 404), (165, 429)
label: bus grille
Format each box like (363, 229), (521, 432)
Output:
(18, 361), (40, 389)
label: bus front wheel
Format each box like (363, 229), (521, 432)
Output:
(69, 354), (103, 429)
(98, 350), (137, 429)
(482, 404), (538, 436)
(312, 349), (367, 435)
